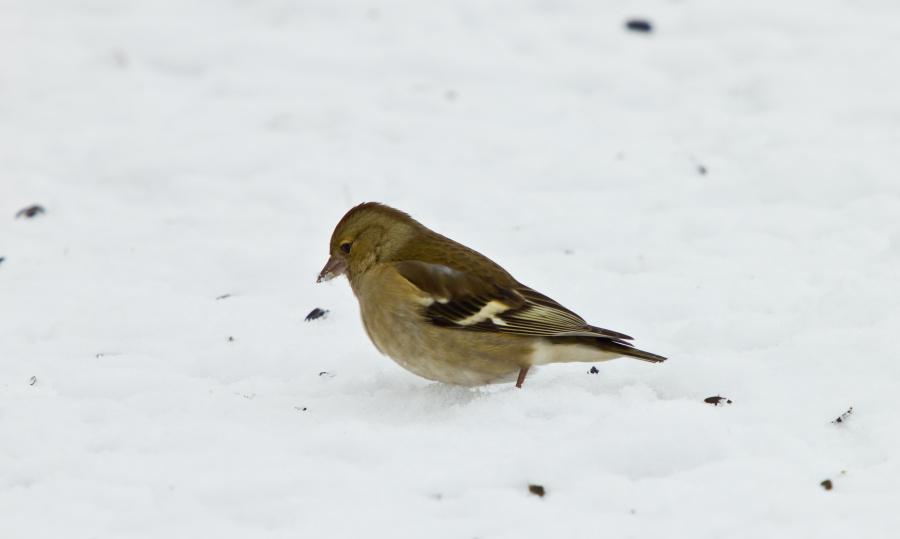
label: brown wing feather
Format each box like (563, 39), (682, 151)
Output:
(394, 260), (633, 340)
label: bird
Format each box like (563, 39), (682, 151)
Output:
(316, 203), (666, 388)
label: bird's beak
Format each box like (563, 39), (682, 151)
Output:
(317, 257), (347, 283)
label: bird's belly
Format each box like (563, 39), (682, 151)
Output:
(358, 299), (530, 386)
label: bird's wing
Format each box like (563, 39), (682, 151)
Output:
(394, 260), (633, 340)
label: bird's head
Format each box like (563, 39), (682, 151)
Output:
(317, 202), (417, 284)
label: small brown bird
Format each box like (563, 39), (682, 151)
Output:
(317, 203), (666, 387)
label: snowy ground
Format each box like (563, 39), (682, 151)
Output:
(3, 0), (900, 537)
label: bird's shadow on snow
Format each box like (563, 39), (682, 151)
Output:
(307, 364), (674, 427)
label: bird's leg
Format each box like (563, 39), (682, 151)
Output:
(515, 367), (530, 388)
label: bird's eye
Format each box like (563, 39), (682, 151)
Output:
(340, 242), (352, 254)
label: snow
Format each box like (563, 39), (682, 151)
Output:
(2, 0), (900, 537)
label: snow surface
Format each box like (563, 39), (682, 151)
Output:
(2, 0), (900, 537)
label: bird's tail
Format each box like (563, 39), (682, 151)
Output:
(597, 340), (667, 363)
(547, 335), (667, 363)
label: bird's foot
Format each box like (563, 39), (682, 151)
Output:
(515, 367), (530, 388)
